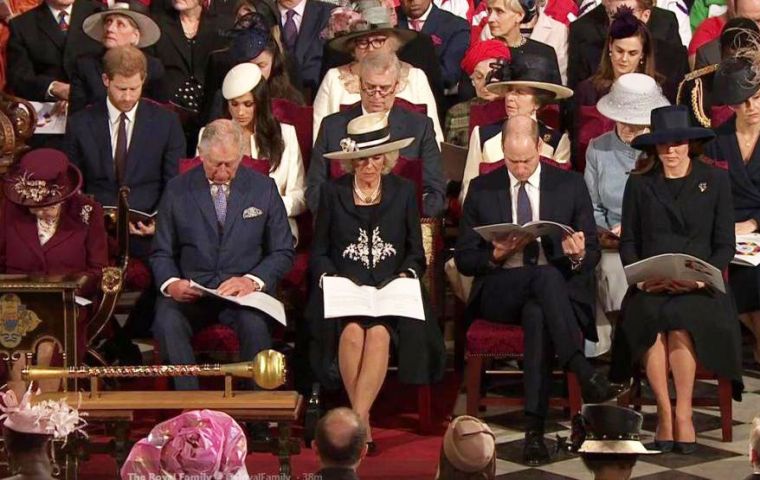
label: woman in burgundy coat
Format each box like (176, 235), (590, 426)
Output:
(0, 148), (108, 392)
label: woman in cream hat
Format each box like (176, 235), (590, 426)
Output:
(583, 73), (669, 357)
(199, 62), (305, 242)
(69, 1), (166, 113)
(312, 0), (443, 145)
(308, 112), (445, 455)
(437, 416), (496, 479)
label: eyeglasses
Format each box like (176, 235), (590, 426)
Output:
(354, 36), (388, 50)
(360, 81), (397, 97)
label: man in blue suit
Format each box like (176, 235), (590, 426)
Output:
(151, 119), (295, 391)
(277, 0), (335, 100)
(64, 45), (185, 234)
(396, 0), (469, 90)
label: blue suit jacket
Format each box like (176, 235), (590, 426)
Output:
(397, 4), (470, 89)
(291, 0), (335, 97)
(150, 166), (295, 292)
(64, 99), (186, 213)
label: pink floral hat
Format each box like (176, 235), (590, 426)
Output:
(120, 410), (249, 480)
(0, 386), (87, 442)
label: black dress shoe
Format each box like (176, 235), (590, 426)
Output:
(522, 430), (551, 466)
(644, 439), (673, 453)
(674, 441), (697, 454)
(581, 372), (628, 404)
(246, 422), (273, 452)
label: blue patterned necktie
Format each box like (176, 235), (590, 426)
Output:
(211, 183), (228, 226)
(283, 9), (298, 51)
(516, 181), (539, 265)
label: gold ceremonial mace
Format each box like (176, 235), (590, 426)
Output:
(22, 349), (287, 390)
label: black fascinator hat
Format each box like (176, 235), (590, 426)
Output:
(609, 6), (644, 39)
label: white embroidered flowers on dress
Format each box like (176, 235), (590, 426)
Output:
(342, 227), (396, 268)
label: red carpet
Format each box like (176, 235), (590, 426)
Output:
(75, 372), (460, 479)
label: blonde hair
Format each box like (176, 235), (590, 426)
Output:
(487, 0), (524, 15)
(341, 150), (399, 174)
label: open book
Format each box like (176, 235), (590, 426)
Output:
(733, 233), (760, 267)
(624, 253), (725, 293)
(103, 206), (157, 224)
(474, 221), (574, 242)
(322, 276), (425, 321)
(189, 280), (287, 326)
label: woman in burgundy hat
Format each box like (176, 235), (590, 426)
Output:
(0, 148), (108, 394)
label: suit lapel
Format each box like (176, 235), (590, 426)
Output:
(92, 102), (116, 185)
(492, 166), (511, 224)
(591, 5), (609, 42)
(294, 1), (320, 62)
(421, 6), (441, 35)
(36, 5), (65, 52)
(190, 168), (221, 238)
(124, 101), (150, 182)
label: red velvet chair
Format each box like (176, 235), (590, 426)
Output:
(468, 101), (561, 136)
(328, 156), (439, 434)
(464, 157), (581, 419)
(575, 106), (615, 173)
(272, 98), (313, 167)
(339, 98), (428, 116)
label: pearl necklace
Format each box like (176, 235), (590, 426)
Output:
(353, 178), (381, 204)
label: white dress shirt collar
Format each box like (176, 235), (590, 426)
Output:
(507, 161), (542, 193)
(279, 0), (306, 24)
(106, 98), (138, 126)
(47, 3), (72, 21)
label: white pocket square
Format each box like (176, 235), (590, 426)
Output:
(243, 206), (263, 219)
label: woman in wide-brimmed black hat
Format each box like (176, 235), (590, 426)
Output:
(609, 105), (743, 455)
(704, 56), (760, 367)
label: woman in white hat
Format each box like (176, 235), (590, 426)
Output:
(198, 63), (305, 242)
(69, 2), (166, 113)
(583, 73), (669, 357)
(312, 0), (443, 145)
(308, 112), (445, 454)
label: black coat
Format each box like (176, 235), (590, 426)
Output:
(396, 4), (470, 90)
(454, 164), (600, 339)
(68, 53), (168, 114)
(6, 0), (103, 100)
(610, 158), (743, 398)
(307, 104), (446, 218)
(150, 11), (228, 103)
(567, 4), (686, 98)
(307, 174), (445, 388)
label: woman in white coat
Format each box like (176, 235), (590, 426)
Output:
(312, 2), (444, 145)
(199, 63), (306, 243)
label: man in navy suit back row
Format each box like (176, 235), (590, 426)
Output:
(150, 119), (295, 390)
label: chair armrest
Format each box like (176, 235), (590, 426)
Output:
(86, 266), (125, 345)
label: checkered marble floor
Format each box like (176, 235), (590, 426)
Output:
(450, 348), (760, 479)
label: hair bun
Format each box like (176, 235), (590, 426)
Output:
(610, 6), (642, 39)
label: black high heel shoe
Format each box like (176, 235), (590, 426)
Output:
(674, 441), (697, 454)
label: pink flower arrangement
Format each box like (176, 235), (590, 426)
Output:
(321, 6), (365, 40)
(0, 386), (87, 443)
(121, 410), (248, 480)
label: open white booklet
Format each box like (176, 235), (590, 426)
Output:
(30, 102), (67, 135)
(189, 280), (287, 326)
(624, 253), (725, 293)
(733, 233), (760, 267)
(322, 276), (426, 321)
(474, 221), (574, 242)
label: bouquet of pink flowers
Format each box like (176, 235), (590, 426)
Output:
(321, 4), (365, 40)
(120, 409), (249, 480)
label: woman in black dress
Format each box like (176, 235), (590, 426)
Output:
(308, 112), (445, 452)
(705, 56), (760, 366)
(610, 105), (743, 454)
